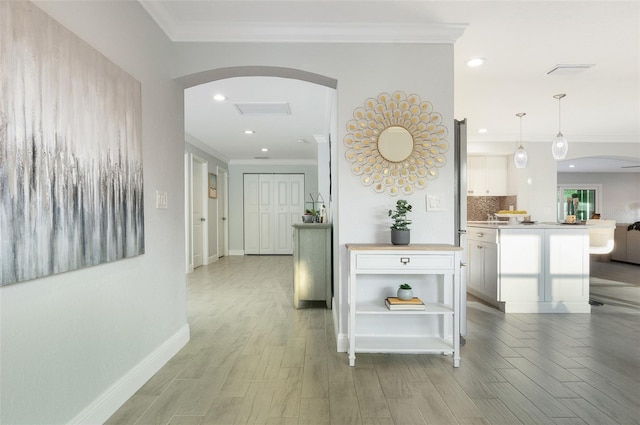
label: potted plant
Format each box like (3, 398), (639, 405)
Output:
(302, 209), (317, 223)
(397, 283), (413, 300)
(388, 199), (412, 245)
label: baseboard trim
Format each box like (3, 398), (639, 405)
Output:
(336, 332), (348, 353)
(229, 249), (245, 256)
(67, 324), (190, 425)
(332, 300), (348, 353)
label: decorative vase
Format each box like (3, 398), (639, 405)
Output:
(391, 229), (410, 245)
(397, 288), (413, 300)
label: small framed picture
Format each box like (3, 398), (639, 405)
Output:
(209, 173), (217, 199)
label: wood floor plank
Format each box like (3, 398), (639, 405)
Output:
(425, 367), (484, 419)
(280, 336), (306, 368)
(559, 397), (622, 425)
(104, 394), (156, 425)
(484, 382), (556, 425)
(387, 397), (427, 425)
(265, 418), (298, 425)
(167, 416), (204, 425)
(504, 357), (578, 398)
(372, 354), (413, 399)
(268, 367), (303, 418)
(253, 345), (285, 383)
(511, 347), (584, 381)
(134, 379), (196, 425)
(446, 363), (497, 400)
(328, 381), (362, 425)
(567, 366), (640, 410)
(360, 419), (395, 425)
(220, 354), (261, 397)
(233, 382), (276, 425)
(298, 397), (330, 425)
(473, 398), (524, 425)
(353, 368), (391, 419)
(301, 355), (329, 398)
(202, 396), (243, 425)
(174, 366), (231, 416)
(327, 351), (354, 383)
(497, 368), (575, 418)
(563, 381), (640, 425)
(552, 418), (589, 425)
(305, 328), (330, 358)
(408, 382), (458, 425)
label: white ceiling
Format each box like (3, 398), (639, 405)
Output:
(141, 0), (640, 170)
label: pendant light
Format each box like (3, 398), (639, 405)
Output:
(514, 113), (528, 168)
(552, 93), (568, 160)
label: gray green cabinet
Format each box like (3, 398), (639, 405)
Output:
(292, 223), (332, 309)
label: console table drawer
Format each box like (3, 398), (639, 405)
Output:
(356, 254), (454, 270)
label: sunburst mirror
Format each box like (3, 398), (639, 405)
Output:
(343, 91), (449, 196)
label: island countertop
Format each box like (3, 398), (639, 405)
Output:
(468, 221), (590, 229)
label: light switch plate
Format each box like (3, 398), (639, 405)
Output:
(426, 193), (445, 212)
(156, 190), (168, 209)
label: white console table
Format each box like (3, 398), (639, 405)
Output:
(346, 244), (462, 367)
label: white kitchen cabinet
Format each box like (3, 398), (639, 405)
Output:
(467, 225), (590, 313)
(467, 228), (498, 302)
(346, 244), (462, 367)
(467, 156), (508, 196)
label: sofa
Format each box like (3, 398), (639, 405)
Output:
(611, 223), (640, 265)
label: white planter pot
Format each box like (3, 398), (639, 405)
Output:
(397, 288), (413, 300)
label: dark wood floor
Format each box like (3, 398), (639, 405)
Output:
(106, 256), (640, 425)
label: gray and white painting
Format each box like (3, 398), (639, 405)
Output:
(0, 2), (144, 285)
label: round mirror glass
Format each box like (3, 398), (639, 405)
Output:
(377, 126), (414, 162)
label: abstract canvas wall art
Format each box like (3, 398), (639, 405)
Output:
(0, 2), (144, 285)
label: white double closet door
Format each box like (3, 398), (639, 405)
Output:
(244, 174), (305, 255)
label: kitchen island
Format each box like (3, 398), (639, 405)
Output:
(467, 222), (591, 313)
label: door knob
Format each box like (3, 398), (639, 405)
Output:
(200, 218), (206, 221)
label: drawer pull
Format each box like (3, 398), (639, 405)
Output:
(400, 257), (410, 265)
(476, 232), (484, 237)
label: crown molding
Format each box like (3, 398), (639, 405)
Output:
(229, 159), (318, 165)
(174, 22), (467, 43)
(139, 2), (467, 44)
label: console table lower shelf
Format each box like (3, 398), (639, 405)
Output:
(353, 336), (455, 355)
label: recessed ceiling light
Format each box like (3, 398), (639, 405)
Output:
(467, 57), (486, 67)
(478, 128), (488, 134)
(261, 148), (268, 152)
(569, 164), (576, 168)
(244, 130), (255, 134)
(213, 94), (226, 101)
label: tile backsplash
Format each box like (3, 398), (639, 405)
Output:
(467, 196), (518, 221)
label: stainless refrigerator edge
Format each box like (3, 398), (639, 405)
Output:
(454, 119), (468, 342)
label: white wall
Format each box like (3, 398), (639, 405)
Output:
(171, 41), (456, 349)
(558, 172), (640, 224)
(1, 2), (188, 424)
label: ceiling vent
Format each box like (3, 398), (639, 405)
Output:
(546, 64), (595, 75)
(234, 102), (291, 115)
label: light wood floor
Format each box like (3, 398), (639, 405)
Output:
(106, 256), (640, 425)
